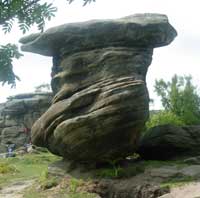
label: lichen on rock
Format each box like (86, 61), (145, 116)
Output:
(20, 13), (177, 163)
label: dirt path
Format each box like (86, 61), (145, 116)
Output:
(159, 182), (200, 198)
(0, 180), (34, 198)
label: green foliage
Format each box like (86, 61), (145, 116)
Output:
(0, 0), (56, 87)
(154, 75), (200, 125)
(0, 44), (23, 87)
(0, 0), (96, 87)
(0, 1), (57, 33)
(106, 158), (123, 177)
(146, 111), (184, 130)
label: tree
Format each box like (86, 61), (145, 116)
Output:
(154, 75), (200, 125)
(0, 0), (95, 87)
(145, 111), (184, 130)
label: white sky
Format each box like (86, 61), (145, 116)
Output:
(0, 0), (200, 109)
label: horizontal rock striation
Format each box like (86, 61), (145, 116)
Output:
(20, 14), (177, 163)
(19, 14), (177, 57)
(0, 93), (52, 152)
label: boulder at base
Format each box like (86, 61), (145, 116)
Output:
(20, 14), (177, 163)
(138, 125), (200, 160)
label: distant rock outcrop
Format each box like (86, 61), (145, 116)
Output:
(138, 125), (200, 160)
(0, 93), (52, 152)
(20, 14), (177, 163)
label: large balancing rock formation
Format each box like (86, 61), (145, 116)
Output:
(20, 14), (177, 163)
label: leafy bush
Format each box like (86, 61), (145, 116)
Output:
(154, 75), (200, 125)
(146, 111), (184, 130)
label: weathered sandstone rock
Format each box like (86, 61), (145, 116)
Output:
(20, 14), (177, 162)
(138, 125), (200, 160)
(0, 93), (52, 152)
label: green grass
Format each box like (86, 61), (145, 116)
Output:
(0, 162), (18, 174)
(22, 176), (97, 198)
(39, 169), (60, 190)
(0, 152), (61, 187)
(0, 151), (98, 198)
(138, 159), (186, 168)
(23, 187), (97, 198)
(0, 151), (193, 197)
(94, 159), (187, 179)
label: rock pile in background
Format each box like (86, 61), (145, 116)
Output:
(0, 93), (52, 152)
(20, 14), (177, 163)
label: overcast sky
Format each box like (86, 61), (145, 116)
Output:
(0, 0), (200, 109)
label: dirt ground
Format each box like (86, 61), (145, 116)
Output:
(0, 180), (34, 198)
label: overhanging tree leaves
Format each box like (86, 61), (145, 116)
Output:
(0, 44), (23, 87)
(154, 75), (200, 125)
(0, 0), (95, 87)
(0, 0), (57, 87)
(67, 0), (95, 6)
(0, 1), (57, 33)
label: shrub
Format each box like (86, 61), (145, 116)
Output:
(146, 111), (184, 130)
(154, 75), (200, 125)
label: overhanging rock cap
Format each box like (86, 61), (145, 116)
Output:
(19, 13), (177, 57)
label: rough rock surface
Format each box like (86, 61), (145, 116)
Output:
(0, 93), (52, 152)
(20, 14), (177, 162)
(138, 125), (200, 160)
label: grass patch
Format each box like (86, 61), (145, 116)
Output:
(23, 177), (98, 198)
(39, 169), (60, 190)
(0, 151), (98, 198)
(94, 159), (187, 179)
(23, 187), (97, 198)
(69, 178), (84, 193)
(0, 152), (61, 188)
(0, 162), (18, 174)
(139, 160), (185, 168)
(67, 192), (98, 198)
(95, 163), (145, 179)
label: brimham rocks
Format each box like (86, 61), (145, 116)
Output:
(20, 14), (177, 163)
(0, 93), (52, 152)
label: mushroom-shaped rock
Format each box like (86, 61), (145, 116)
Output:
(20, 14), (177, 163)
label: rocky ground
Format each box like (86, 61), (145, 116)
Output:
(1, 149), (200, 198)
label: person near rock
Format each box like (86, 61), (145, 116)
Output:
(6, 142), (16, 157)
(23, 127), (31, 143)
